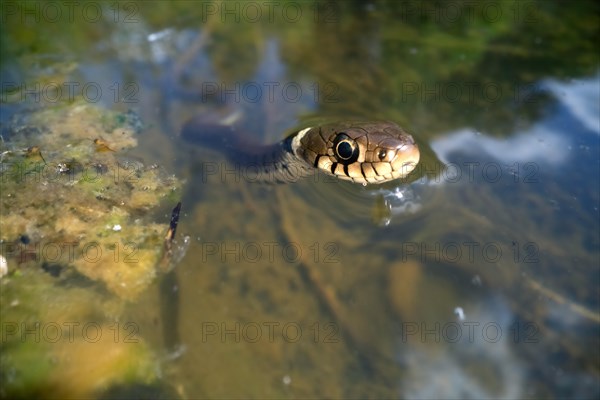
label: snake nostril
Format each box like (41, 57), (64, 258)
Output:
(397, 143), (412, 152)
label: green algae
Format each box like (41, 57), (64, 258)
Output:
(0, 269), (159, 399)
(0, 95), (183, 398)
(1, 101), (182, 299)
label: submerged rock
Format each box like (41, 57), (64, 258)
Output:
(1, 102), (183, 299)
(0, 101), (185, 398)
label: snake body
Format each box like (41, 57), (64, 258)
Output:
(181, 119), (419, 185)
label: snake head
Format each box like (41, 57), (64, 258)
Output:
(293, 121), (420, 185)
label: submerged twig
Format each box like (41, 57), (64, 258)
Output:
(274, 190), (399, 384)
(523, 275), (600, 323)
(159, 202), (183, 273)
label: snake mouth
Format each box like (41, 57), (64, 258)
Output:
(391, 141), (420, 178)
(327, 140), (420, 185)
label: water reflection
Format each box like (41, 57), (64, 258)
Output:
(431, 74), (599, 166)
(397, 297), (526, 399)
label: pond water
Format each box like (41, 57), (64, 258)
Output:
(1, 1), (598, 399)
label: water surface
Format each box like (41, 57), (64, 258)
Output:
(1, 1), (598, 398)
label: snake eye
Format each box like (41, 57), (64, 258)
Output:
(378, 150), (387, 160)
(337, 141), (354, 159)
(333, 133), (359, 164)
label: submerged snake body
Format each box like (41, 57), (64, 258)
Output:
(182, 119), (419, 185)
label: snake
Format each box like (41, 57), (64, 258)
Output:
(181, 119), (420, 185)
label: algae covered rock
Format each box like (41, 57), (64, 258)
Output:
(0, 101), (183, 298)
(0, 100), (186, 398)
(0, 269), (160, 399)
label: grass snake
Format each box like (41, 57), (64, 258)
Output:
(182, 119), (419, 185)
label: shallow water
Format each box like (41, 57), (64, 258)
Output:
(1, 1), (599, 398)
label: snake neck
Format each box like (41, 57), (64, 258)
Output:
(181, 119), (313, 183)
(238, 135), (313, 183)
